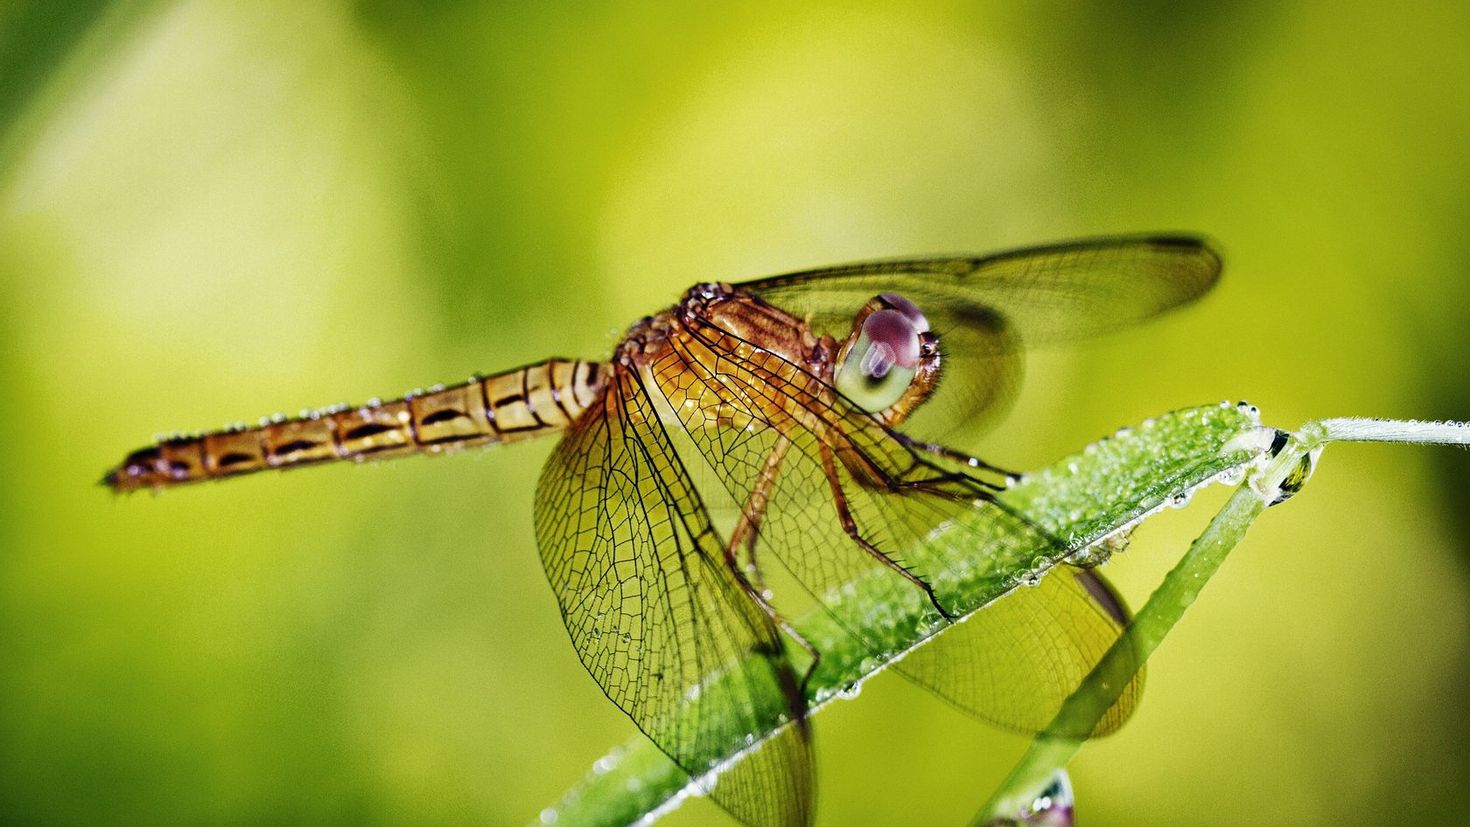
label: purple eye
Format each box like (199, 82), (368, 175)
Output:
(878, 292), (929, 334)
(860, 309), (922, 375)
(836, 305), (926, 413)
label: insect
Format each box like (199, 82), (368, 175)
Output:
(105, 235), (1221, 826)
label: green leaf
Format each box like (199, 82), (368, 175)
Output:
(537, 402), (1269, 827)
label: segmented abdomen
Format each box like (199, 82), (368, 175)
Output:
(104, 359), (608, 492)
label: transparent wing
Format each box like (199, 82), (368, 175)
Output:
(534, 367), (813, 827)
(742, 234), (1221, 437)
(645, 315), (1128, 742)
(895, 566), (1144, 739)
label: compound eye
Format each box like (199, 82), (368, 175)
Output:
(835, 308), (922, 412)
(878, 292), (930, 333)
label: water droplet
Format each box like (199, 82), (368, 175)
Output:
(837, 683), (862, 700)
(1269, 446), (1321, 506)
(985, 768), (1075, 826)
(1168, 490), (1192, 509)
(1067, 544), (1108, 568)
(1024, 770), (1076, 826)
(538, 807), (560, 824)
(429, 383), (446, 393)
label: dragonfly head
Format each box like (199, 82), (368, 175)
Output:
(834, 293), (940, 426)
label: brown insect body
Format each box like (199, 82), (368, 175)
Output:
(666, 284), (942, 488)
(106, 277), (942, 495)
(624, 282), (939, 459)
(104, 359), (609, 492)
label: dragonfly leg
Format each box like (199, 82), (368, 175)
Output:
(834, 433), (1001, 501)
(818, 441), (958, 621)
(725, 437), (792, 587)
(895, 470), (999, 500)
(886, 435), (1075, 556)
(735, 573), (822, 703)
(722, 437), (823, 699)
(893, 433), (1019, 483)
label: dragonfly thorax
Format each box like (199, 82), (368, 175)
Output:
(663, 283), (945, 429)
(675, 283), (829, 373)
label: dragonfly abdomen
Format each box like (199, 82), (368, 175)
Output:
(103, 359), (609, 492)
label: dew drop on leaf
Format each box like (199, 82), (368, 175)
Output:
(984, 768), (1075, 827)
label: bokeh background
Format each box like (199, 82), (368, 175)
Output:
(3, 2), (1468, 825)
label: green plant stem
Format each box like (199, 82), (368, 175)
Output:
(974, 436), (1301, 823)
(975, 416), (1470, 824)
(1317, 417), (1470, 445)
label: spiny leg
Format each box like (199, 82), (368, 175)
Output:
(723, 436), (823, 698)
(892, 433), (1020, 481)
(726, 438), (791, 587)
(818, 440), (958, 621)
(895, 470), (1001, 500)
(876, 433), (1075, 555)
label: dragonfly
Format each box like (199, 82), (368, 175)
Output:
(105, 234), (1221, 827)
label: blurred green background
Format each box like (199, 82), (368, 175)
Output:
(3, 2), (1468, 824)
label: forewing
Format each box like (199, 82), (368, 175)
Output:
(742, 234), (1221, 437)
(534, 368), (813, 827)
(895, 566), (1144, 738)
